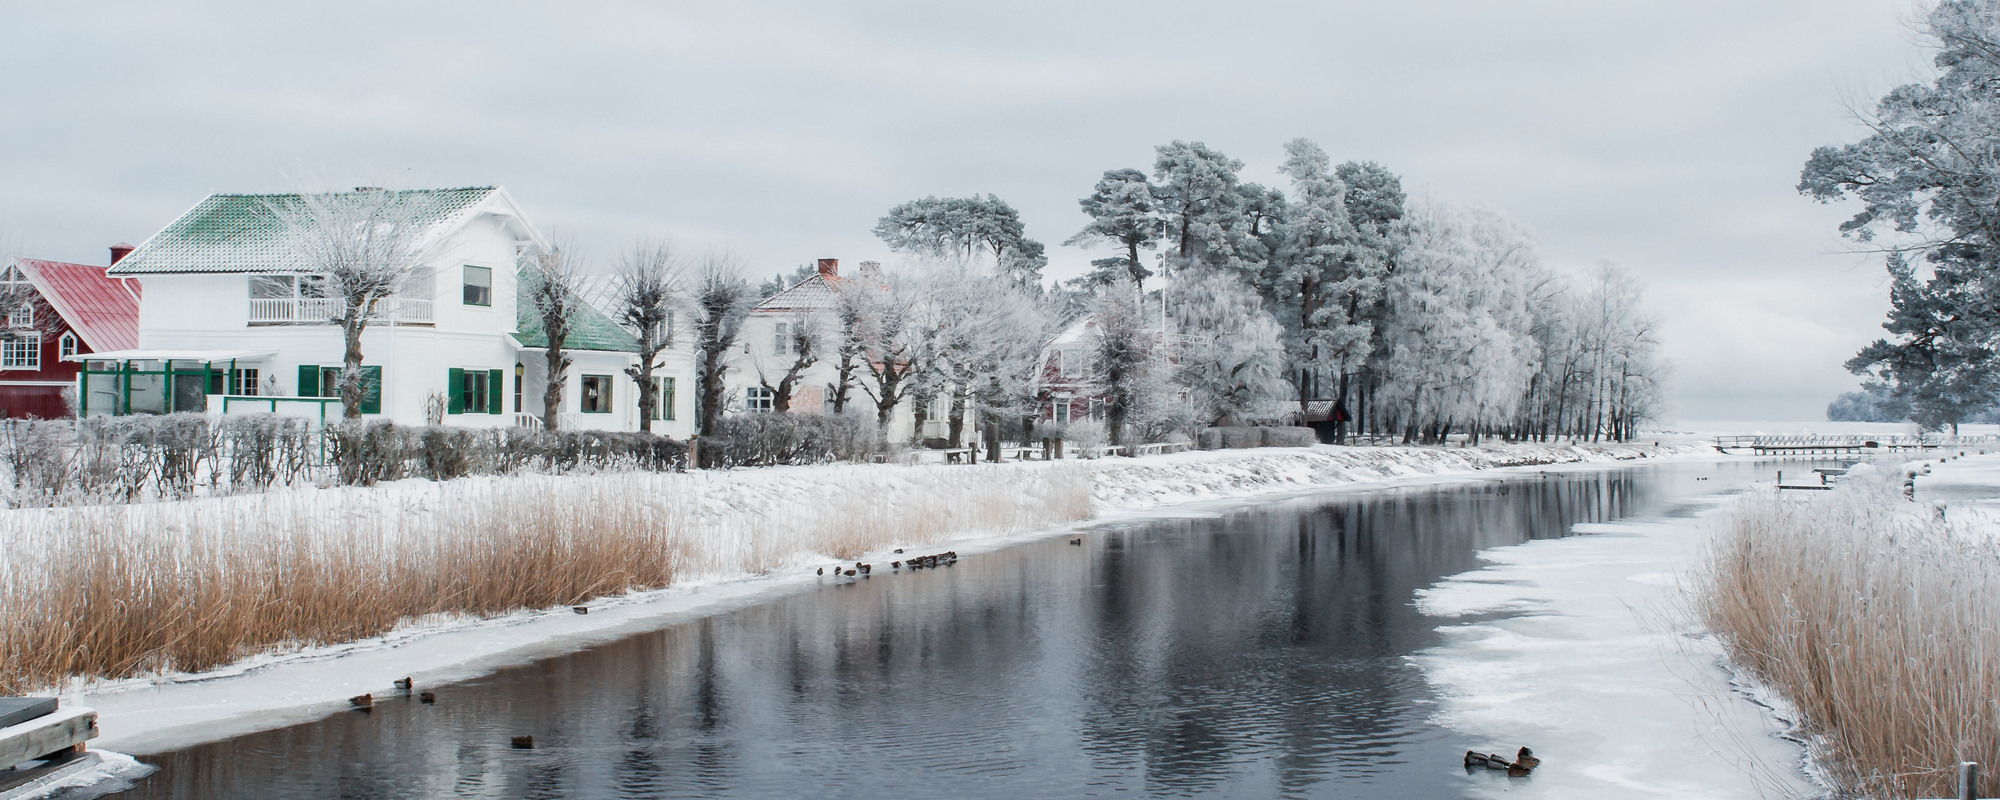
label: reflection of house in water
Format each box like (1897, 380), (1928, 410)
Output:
(0, 251), (140, 419)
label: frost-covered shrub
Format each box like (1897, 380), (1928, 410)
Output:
(1260, 427), (1317, 448)
(1065, 419), (1109, 454)
(1215, 426), (1263, 450)
(704, 412), (879, 467)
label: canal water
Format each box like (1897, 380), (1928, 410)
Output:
(109, 460), (1779, 799)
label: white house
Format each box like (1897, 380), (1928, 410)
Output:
(735, 258), (937, 444)
(88, 186), (694, 436)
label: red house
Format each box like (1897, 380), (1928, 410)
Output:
(0, 249), (141, 419)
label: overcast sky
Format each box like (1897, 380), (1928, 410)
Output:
(0, 1), (1931, 421)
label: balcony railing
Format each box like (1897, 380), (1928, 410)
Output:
(248, 296), (434, 325)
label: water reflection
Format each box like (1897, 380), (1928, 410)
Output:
(119, 462), (1759, 799)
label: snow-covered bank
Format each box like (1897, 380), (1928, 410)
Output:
(38, 440), (1706, 756)
(1413, 502), (1817, 800)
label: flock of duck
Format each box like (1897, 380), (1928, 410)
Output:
(818, 548), (959, 578)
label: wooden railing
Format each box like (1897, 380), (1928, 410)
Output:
(1714, 434), (2000, 454)
(248, 296), (433, 325)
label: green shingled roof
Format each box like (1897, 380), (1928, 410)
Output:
(514, 265), (639, 353)
(108, 187), (498, 275)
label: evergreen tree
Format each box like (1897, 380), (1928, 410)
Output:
(1064, 168), (1161, 289)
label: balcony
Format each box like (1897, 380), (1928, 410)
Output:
(248, 296), (434, 326)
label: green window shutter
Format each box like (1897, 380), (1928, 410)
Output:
(488, 369), (505, 415)
(361, 366), (383, 414)
(298, 365), (320, 397)
(448, 367), (466, 414)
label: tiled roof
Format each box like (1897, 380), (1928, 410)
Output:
(17, 259), (141, 351)
(754, 274), (842, 312)
(107, 187), (498, 275)
(513, 265), (639, 353)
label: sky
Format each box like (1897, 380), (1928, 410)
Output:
(0, 1), (1931, 421)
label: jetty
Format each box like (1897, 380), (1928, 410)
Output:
(1714, 434), (1998, 456)
(0, 698), (100, 799)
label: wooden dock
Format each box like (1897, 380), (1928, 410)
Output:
(0, 698), (99, 798)
(1715, 434), (1999, 456)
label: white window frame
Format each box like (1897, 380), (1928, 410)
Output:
(0, 334), (39, 370)
(774, 322), (790, 355)
(5, 305), (30, 329)
(1054, 395), (1071, 426)
(746, 386), (774, 413)
(58, 332), (78, 360)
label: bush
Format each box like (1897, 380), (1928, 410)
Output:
(702, 412), (879, 468)
(1260, 427), (1317, 447)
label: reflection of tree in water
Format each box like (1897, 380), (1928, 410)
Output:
(123, 466), (1696, 799)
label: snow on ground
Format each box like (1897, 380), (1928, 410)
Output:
(38, 440), (1709, 759)
(1412, 502), (1819, 800)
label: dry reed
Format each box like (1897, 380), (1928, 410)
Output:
(1698, 476), (2000, 799)
(0, 463), (1091, 693)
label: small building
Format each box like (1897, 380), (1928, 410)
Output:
(86, 186), (691, 435)
(0, 253), (141, 419)
(1036, 314), (1108, 427)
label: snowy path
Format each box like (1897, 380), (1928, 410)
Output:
(1413, 499), (1816, 799)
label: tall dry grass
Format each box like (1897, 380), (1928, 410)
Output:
(1698, 475), (2000, 799)
(0, 463), (1091, 694)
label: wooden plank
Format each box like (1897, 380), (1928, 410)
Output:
(0, 751), (101, 799)
(0, 700), (54, 732)
(0, 707), (96, 769)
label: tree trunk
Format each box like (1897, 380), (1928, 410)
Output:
(544, 343), (566, 431)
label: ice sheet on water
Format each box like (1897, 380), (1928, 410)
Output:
(1411, 509), (1818, 800)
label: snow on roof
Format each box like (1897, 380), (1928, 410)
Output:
(107, 187), (501, 276)
(513, 264), (639, 353)
(16, 258), (141, 351)
(754, 273), (842, 313)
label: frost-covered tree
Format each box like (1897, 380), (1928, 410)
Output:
(1800, 0), (2000, 431)
(1152, 141), (1248, 272)
(1090, 282), (1159, 446)
(849, 275), (927, 428)
(1268, 139), (1375, 422)
(874, 195), (1049, 287)
(267, 188), (441, 422)
(1175, 268), (1289, 426)
(615, 241), (683, 434)
(526, 245), (586, 431)
(759, 314), (820, 413)
(1374, 196), (1540, 444)
(691, 256), (749, 437)
(1065, 168), (1161, 289)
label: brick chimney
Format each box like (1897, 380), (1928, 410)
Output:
(816, 258), (838, 277)
(109, 242), (135, 265)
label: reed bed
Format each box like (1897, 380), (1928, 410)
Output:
(0, 463), (1091, 694)
(1698, 476), (2000, 799)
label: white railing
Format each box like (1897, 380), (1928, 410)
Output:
(248, 296), (433, 325)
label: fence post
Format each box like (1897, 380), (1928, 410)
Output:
(1960, 761), (1978, 800)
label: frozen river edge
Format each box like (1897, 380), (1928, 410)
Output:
(48, 441), (1712, 757)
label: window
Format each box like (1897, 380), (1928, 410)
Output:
(58, 333), (78, 361)
(1059, 349), (1077, 378)
(0, 335), (38, 369)
(513, 365), (523, 413)
(774, 322), (790, 355)
(1054, 396), (1071, 426)
(746, 386), (774, 413)
(1090, 398), (1106, 421)
(649, 376), (676, 421)
(448, 367), (504, 415)
(5, 305), (30, 329)
(462, 265), (493, 307)
(581, 375), (612, 413)
(297, 364), (382, 413)
(231, 368), (260, 396)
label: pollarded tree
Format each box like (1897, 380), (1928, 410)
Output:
(759, 314), (820, 413)
(1800, 0), (2000, 430)
(527, 245), (586, 431)
(267, 187), (441, 422)
(615, 241), (683, 433)
(691, 256), (749, 438)
(1065, 168), (1162, 289)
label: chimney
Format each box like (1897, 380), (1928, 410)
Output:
(109, 243), (135, 265)
(816, 258), (839, 277)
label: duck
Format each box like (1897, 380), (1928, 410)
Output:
(891, 561), (902, 569)
(1511, 746), (1539, 770)
(512, 735), (535, 749)
(894, 548), (905, 554)
(419, 691), (437, 704)
(349, 693), (373, 709)
(394, 677), (414, 693)
(858, 563), (872, 574)
(844, 569), (857, 577)
(817, 567), (824, 575)
(1069, 538), (1083, 546)
(572, 606), (589, 615)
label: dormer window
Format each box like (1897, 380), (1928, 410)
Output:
(59, 332), (77, 360)
(463, 265), (492, 306)
(4, 305), (29, 329)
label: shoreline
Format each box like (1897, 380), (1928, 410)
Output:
(51, 441), (1719, 755)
